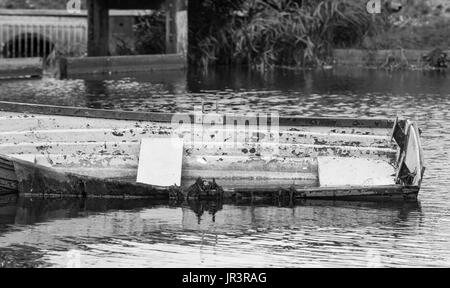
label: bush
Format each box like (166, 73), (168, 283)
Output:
(191, 0), (386, 70)
(134, 11), (166, 55)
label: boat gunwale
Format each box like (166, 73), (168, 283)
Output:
(393, 121), (425, 188)
(0, 101), (395, 129)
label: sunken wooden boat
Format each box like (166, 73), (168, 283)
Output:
(0, 101), (424, 201)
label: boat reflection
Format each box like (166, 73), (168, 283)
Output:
(181, 199), (422, 231)
(0, 195), (425, 267)
(0, 195), (168, 226)
(0, 195), (423, 230)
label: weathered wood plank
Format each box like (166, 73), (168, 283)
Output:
(0, 101), (395, 128)
(0, 168), (18, 181)
(65, 54), (186, 75)
(6, 154), (318, 174)
(231, 185), (418, 201)
(0, 178), (18, 191)
(0, 156), (17, 193)
(0, 187), (17, 196)
(51, 167), (318, 188)
(0, 112), (392, 137)
(0, 140), (398, 159)
(0, 125), (394, 149)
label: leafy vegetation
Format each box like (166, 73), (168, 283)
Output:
(189, 0), (386, 70)
(134, 11), (166, 55)
(3, 0), (448, 69)
(111, 11), (166, 56)
(189, 0), (450, 70)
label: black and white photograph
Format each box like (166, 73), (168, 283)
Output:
(0, 0), (448, 270)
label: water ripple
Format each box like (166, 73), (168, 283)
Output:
(1, 67), (450, 267)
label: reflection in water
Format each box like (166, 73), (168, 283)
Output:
(1, 67), (449, 116)
(1, 67), (450, 267)
(84, 80), (109, 109)
(185, 200), (224, 224)
(1, 196), (444, 268)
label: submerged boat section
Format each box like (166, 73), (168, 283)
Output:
(0, 101), (425, 201)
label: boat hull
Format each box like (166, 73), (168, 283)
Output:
(0, 101), (424, 201)
(2, 154), (418, 201)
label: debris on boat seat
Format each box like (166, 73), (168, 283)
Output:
(317, 157), (396, 187)
(170, 178), (224, 200)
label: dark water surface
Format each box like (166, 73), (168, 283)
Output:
(0, 67), (449, 267)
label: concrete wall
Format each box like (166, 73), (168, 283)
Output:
(333, 49), (450, 66)
(0, 13), (87, 57)
(50, 54), (186, 78)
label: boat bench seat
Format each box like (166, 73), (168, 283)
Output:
(317, 157), (396, 187)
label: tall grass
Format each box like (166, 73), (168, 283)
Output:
(190, 0), (386, 70)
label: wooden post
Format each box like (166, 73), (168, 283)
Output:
(188, 0), (201, 64)
(165, 0), (177, 54)
(87, 0), (109, 56)
(176, 0), (188, 56)
(165, 0), (188, 55)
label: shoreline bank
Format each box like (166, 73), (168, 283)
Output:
(0, 48), (448, 80)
